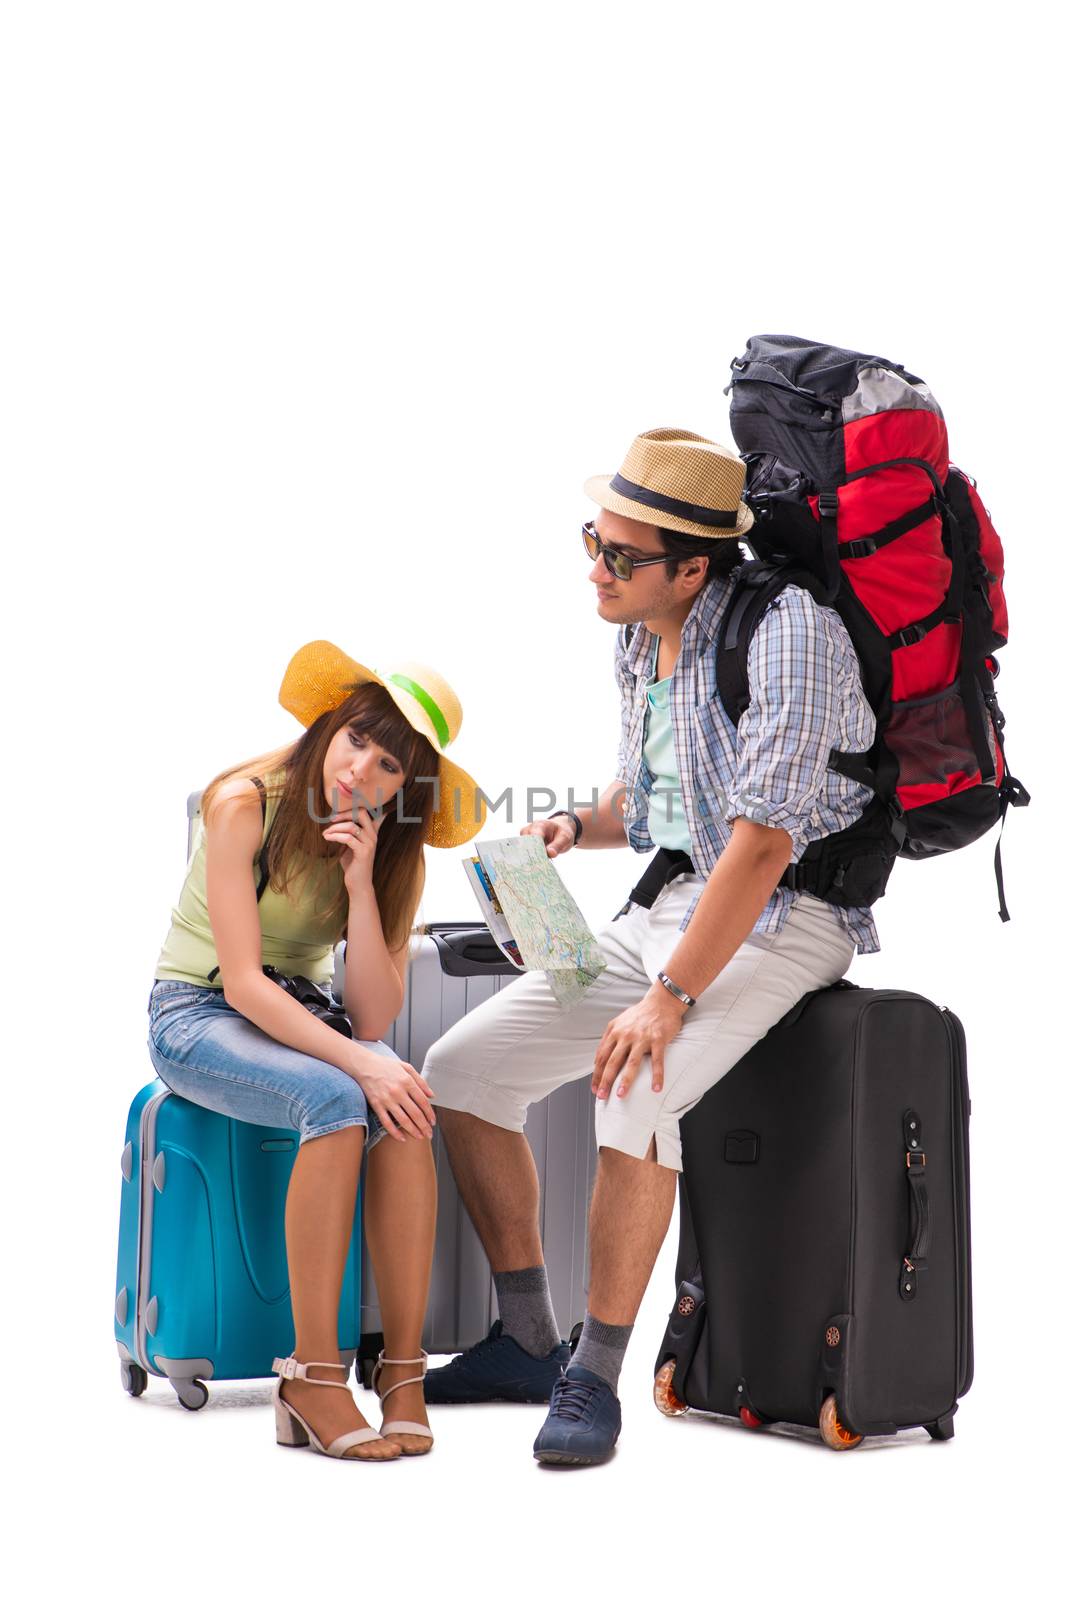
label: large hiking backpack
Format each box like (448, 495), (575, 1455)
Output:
(721, 334), (1029, 920)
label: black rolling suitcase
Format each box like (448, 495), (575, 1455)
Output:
(654, 978), (972, 1449)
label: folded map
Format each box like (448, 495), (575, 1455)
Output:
(462, 835), (607, 1009)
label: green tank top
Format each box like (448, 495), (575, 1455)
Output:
(154, 775), (344, 988)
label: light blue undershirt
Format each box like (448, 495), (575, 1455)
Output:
(643, 636), (694, 853)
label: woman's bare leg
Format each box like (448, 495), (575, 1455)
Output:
(364, 1134), (437, 1449)
(281, 1124), (399, 1459)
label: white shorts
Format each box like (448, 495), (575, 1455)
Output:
(422, 875), (857, 1172)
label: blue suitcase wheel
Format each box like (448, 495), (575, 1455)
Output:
(121, 1361), (148, 1398)
(173, 1378), (209, 1411)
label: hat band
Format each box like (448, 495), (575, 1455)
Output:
(609, 473), (740, 529)
(387, 673), (451, 750)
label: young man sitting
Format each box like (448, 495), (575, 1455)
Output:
(423, 428), (879, 1466)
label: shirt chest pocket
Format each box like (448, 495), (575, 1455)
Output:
(689, 700), (742, 829)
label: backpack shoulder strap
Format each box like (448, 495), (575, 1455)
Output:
(719, 567), (883, 794)
(716, 562), (818, 726)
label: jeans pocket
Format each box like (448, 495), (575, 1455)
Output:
(148, 984), (220, 1030)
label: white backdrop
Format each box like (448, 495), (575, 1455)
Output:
(5, 2), (1061, 1593)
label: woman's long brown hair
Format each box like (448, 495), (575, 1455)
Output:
(200, 682), (439, 951)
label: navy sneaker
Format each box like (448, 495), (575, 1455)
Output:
(532, 1363), (622, 1466)
(423, 1320), (569, 1404)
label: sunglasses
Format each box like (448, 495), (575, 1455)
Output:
(581, 521), (675, 582)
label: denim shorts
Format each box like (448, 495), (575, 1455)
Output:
(147, 979), (388, 1150)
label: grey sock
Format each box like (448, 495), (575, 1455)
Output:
(493, 1266), (561, 1359)
(569, 1314), (633, 1395)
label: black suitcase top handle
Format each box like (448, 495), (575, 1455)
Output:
(420, 921), (519, 979)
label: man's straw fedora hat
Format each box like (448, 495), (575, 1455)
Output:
(279, 640), (483, 849)
(584, 427), (754, 539)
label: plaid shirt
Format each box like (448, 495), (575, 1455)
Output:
(613, 567), (881, 954)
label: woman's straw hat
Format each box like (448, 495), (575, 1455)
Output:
(584, 427), (754, 538)
(279, 640), (483, 848)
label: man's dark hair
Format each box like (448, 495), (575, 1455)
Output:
(659, 526), (746, 586)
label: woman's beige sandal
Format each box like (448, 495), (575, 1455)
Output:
(272, 1355), (399, 1461)
(372, 1350), (434, 1455)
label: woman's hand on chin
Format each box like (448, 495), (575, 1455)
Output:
(322, 805), (385, 897)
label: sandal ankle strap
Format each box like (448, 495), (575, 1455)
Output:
(372, 1349), (429, 1403)
(272, 1354), (350, 1388)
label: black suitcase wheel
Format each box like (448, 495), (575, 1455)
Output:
(818, 1393), (863, 1450)
(653, 1359), (689, 1417)
(567, 1322), (583, 1355)
(120, 1361), (147, 1398)
(925, 1413), (955, 1442)
(356, 1331), (386, 1390)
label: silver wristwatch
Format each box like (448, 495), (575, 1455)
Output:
(656, 969), (696, 1008)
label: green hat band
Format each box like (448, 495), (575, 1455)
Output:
(387, 673), (451, 751)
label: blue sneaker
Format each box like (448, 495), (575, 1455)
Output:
(532, 1363), (622, 1466)
(424, 1320), (569, 1404)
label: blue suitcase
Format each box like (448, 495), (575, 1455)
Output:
(114, 1081), (361, 1409)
